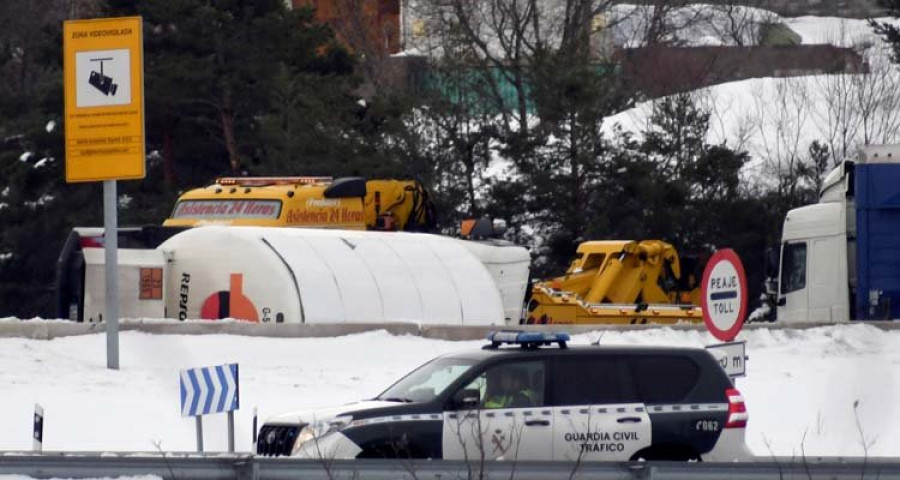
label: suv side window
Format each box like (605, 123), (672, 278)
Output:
(627, 355), (699, 404)
(459, 361), (545, 409)
(549, 356), (627, 406)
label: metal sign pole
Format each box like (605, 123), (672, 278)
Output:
(196, 416), (204, 452)
(228, 411), (235, 453)
(103, 180), (120, 370)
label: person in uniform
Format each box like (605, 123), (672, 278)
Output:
(484, 367), (535, 408)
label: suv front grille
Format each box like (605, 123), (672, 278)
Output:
(257, 425), (301, 456)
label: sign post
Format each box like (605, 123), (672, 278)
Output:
(701, 249), (748, 378)
(180, 363), (240, 452)
(63, 17), (145, 370)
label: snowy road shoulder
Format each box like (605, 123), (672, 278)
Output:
(0, 325), (896, 457)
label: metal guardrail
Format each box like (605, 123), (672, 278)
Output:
(2, 453), (900, 480)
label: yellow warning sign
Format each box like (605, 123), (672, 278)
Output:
(63, 17), (145, 183)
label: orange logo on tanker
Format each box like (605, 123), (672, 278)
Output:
(200, 273), (259, 322)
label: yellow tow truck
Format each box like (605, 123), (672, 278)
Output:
(163, 176), (434, 231)
(524, 240), (704, 325)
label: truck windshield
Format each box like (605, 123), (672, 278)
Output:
(377, 357), (477, 404)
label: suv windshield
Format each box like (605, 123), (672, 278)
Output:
(377, 357), (477, 403)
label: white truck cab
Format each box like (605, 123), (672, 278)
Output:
(775, 145), (900, 323)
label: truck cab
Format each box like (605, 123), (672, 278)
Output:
(163, 176), (435, 232)
(776, 145), (900, 323)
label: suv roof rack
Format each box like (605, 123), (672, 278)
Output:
(484, 330), (570, 350)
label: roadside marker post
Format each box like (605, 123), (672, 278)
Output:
(252, 407), (258, 453)
(33, 404), (43, 452)
(701, 249), (749, 379)
(180, 363), (240, 452)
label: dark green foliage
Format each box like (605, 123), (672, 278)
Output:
(0, 0), (824, 318)
(0, 0), (361, 316)
(128, 0), (357, 181)
(872, 0), (900, 63)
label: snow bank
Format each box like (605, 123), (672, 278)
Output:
(0, 325), (897, 457)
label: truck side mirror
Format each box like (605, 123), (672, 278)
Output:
(765, 247), (780, 278)
(765, 278), (778, 295)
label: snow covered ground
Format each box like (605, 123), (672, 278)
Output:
(0, 324), (897, 458)
(605, 15), (900, 182)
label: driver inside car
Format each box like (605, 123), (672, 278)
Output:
(484, 367), (535, 409)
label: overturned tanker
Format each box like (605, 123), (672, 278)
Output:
(77, 226), (530, 325)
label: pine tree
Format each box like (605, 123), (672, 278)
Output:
(872, 0), (900, 63)
(105, 0), (358, 181)
(0, 0), (96, 317)
(0, 0), (361, 317)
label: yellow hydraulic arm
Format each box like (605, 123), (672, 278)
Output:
(526, 240), (702, 325)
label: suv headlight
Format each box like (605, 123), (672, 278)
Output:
(291, 416), (353, 455)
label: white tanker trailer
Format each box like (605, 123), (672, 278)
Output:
(80, 226), (530, 325)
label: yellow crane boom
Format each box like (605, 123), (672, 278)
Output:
(525, 240), (704, 325)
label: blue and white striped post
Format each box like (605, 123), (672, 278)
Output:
(180, 363), (239, 452)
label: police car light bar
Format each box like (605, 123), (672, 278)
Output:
(485, 330), (570, 349)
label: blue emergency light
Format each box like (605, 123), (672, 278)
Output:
(484, 330), (570, 349)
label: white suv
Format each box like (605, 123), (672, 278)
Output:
(257, 331), (753, 462)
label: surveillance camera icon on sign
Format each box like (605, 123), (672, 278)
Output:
(88, 57), (117, 96)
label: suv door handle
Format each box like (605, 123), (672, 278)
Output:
(524, 419), (550, 427)
(617, 416), (642, 424)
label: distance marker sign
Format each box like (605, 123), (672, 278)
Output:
(63, 17), (145, 182)
(701, 249), (748, 342)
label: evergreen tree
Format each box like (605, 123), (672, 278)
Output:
(0, 0), (361, 317)
(0, 0), (93, 317)
(872, 0), (900, 63)
(104, 0), (360, 182)
(503, 48), (630, 274)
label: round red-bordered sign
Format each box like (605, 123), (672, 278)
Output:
(701, 249), (747, 342)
